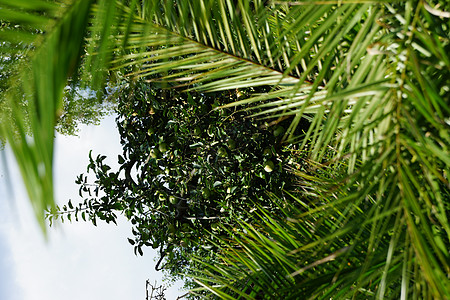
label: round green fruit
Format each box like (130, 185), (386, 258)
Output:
(181, 223), (191, 232)
(211, 222), (220, 231)
(202, 187), (211, 199)
(193, 126), (202, 136)
(180, 239), (189, 248)
(212, 100), (220, 109)
(263, 148), (272, 157)
(150, 148), (161, 159)
(227, 139), (236, 150)
(217, 147), (228, 158)
(169, 196), (178, 205)
(273, 125), (285, 137)
(264, 160), (275, 173)
(158, 193), (167, 201)
(159, 142), (168, 153)
(168, 224), (176, 234)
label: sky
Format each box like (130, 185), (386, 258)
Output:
(0, 115), (184, 300)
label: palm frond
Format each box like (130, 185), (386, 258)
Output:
(120, 1), (449, 298)
(109, 1), (390, 144)
(0, 0), (94, 231)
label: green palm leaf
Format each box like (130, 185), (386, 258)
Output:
(110, 1), (448, 298)
(1, 0), (94, 231)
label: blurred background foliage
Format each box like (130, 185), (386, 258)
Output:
(1, 0), (449, 298)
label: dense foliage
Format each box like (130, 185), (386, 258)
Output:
(48, 81), (299, 280)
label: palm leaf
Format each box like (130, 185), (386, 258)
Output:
(108, 1), (448, 298)
(0, 0), (94, 231)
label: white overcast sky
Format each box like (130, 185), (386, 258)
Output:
(0, 115), (184, 300)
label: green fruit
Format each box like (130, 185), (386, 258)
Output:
(147, 127), (155, 135)
(193, 126), (202, 136)
(227, 139), (236, 150)
(150, 148), (161, 159)
(217, 147), (228, 158)
(159, 193), (167, 201)
(263, 148), (272, 157)
(168, 224), (176, 234)
(264, 160), (275, 173)
(169, 196), (178, 204)
(273, 125), (285, 137)
(202, 187), (211, 199)
(211, 222), (220, 231)
(180, 239), (188, 248)
(212, 100), (220, 109)
(159, 142), (168, 153)
(181, 223), (191, 232)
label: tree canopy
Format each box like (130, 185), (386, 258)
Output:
(49, 81), (301, 281)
